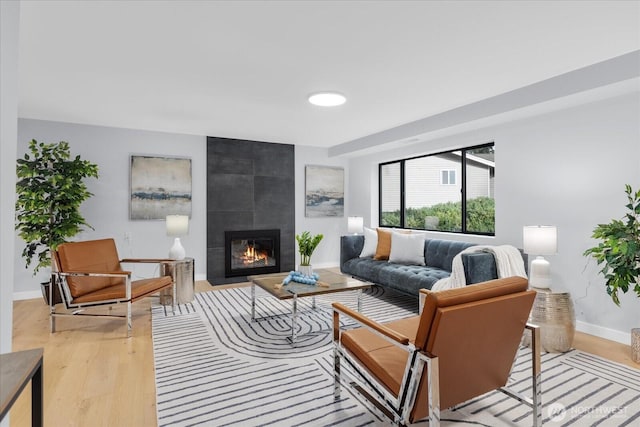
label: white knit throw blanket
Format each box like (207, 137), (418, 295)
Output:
(432, 245), (527, 291)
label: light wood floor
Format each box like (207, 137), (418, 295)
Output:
(9, 281), (638, 426)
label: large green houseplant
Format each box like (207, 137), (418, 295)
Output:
(583, 184), (640, 306)
(15, 139), (99, 276)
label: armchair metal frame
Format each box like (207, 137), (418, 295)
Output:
(332, 281), (542, 426)
(50, 248), (176, 337)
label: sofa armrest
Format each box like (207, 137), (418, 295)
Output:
(461, 252), (498, 284)
(340, 235), (364, 269)
(461, 249), (528, 284)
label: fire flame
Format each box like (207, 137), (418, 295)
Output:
(243, 244), (267, 265)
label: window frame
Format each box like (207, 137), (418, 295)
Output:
(378, 142), (495, 236)
(440, 169), (456, 185)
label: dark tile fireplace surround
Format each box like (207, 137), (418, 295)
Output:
(207, 137), (295, 284)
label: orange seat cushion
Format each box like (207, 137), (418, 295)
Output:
(72, 276), (173, 304)
(341, 316), (420, 395)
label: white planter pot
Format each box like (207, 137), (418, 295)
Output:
(298, 264), (313, 277)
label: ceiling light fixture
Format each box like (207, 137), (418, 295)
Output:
(308, 92), (346, 107)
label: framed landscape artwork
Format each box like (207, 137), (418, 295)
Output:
(130, 155), (192, 220)
(305, 165), (344, 217)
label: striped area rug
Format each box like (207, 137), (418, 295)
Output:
(152, 286), (640, 426)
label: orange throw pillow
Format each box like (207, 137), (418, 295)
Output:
(374, 228), (392, 260)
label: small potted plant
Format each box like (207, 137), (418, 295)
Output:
(583, 184), (639, 362)
(15, 139), (99, 304)
(295, 231), (323, 276)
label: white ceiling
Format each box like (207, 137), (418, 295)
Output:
(17, 1), (640, 152)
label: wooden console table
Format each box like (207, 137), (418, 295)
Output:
(0, 347), (43, 426)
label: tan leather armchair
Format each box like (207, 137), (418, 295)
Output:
(50, 238), (176, 337)
(332, 276), (541, 426)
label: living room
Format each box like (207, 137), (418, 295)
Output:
(1, 1), (639, 426)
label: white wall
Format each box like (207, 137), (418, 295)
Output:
(346, 92), (640, 344)
(295, 146), (350, 268)
(14, 119), (207, 298)
(1, 0), (20, 359)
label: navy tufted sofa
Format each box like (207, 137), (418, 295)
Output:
(340, 235), (500, 297)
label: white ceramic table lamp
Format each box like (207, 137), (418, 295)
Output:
(347, 216), (364, 235)
(166, 214), (189, 260)
(523, 225), (557, 289)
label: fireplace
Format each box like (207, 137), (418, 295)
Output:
(225, 229), (280, 277)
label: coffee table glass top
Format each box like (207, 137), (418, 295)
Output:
(248, 268), (370, 299)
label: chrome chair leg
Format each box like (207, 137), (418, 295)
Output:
(50, 307), (56, 333)
(334, 346), (341, 399)
(172, 281), (177, 313)
(530, 325), (542, 427)
(427, 356), (441, 427)
(126, 301), (132, 338)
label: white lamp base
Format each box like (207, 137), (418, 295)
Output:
(169, 237), (186, 260)
(529, 256), (551, 289)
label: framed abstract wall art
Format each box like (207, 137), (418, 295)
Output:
(305, 165), (344, 217)
(130, 155), (192, 220)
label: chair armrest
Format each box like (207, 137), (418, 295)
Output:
(121, 258), (174, 264)
(59, 271), (131, 278)
(332, 302), (410, 345)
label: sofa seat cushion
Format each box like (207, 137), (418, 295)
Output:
(342, 257), (450, 295)
(378, 263), (450, 294)
(341, 257), (387, 284)
(341, 316), (420, 396)
(71, 276), (172, 304)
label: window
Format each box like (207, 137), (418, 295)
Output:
(380, 163), (401, 227)
(379, 143), (495, 235)
(440, 169), (456, 185)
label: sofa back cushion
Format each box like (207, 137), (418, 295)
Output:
(424, 239), (476, 271)
(389, 232), (426, 265)
(373, 228), (392, 260)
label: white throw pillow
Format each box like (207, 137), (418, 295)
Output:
(360, 227), (378, 258)
(389, 232), (425, 265)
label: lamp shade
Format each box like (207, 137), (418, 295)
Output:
(347, 216), (364, 234)
(166, 215), (189, 237)
(523, 225), (557, 255)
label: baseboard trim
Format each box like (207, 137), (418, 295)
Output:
(576, 320), (631, 345)
(13, 290), (42, 301)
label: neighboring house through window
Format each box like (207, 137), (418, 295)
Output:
(379, 143), (495, 235)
